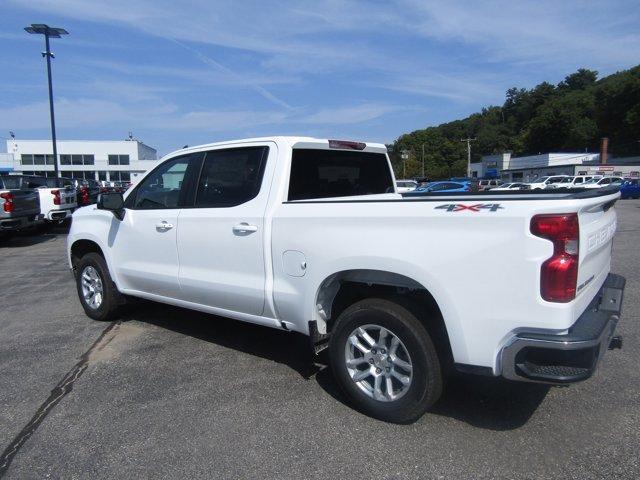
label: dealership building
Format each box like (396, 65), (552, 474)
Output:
(1, 138), (159, 183)
(471, 152), (640, 182)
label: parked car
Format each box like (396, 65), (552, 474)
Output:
(68, 136), (625, 423)
(582, 176), (624, 189)
(404, 180), (472, 195)
(9, 175), (77, 222)
(478, 179), (503, 191)
(556, 175), (602, 188)
(72, 178), (101, 206)
(0, 177), (42, 237)
(619, 179), (640, 199)
(396, 180), (418, 193)
(527, 175), (572, 190)
(490, 182), (526, 191)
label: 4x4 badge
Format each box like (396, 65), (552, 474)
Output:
(435, 203), (504, 212)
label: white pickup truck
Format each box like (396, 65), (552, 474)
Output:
(67, 137), (625, 423)
(6, 175), (77, 222)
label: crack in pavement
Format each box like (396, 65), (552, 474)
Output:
(0, 321), (121, 478)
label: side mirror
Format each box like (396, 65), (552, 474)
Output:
(97, 192), (125, 220)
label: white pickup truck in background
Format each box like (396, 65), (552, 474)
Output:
(67, 137), (625, 423)
(3, 175), (77, 222)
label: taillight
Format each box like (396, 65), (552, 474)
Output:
(530, 213), (579, 302)
(80, 186), (89, 204)
(51, 189), (61, 205)
(1, 192), (14, 213)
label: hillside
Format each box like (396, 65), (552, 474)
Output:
(390, 65), (640, 179)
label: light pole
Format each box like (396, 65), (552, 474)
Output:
(421, 143), (425, 178)
(25, 24), (68, 178)
(401, 150), (409, 178)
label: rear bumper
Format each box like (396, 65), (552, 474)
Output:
(0, 213), (43, 230)
(46, 209), (73, 221)
(499, 273), (625, 384)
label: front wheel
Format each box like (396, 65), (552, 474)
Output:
(75, 252), (123, 321)
(328, 298), (443, 423)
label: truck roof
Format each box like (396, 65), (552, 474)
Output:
(162, 136), (388, 160)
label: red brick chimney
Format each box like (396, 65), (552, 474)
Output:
(600, 137), (609, 164)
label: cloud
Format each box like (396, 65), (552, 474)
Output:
(302, 104), (397, 125)
(169, 39), (294, 110)
(0, 96), (394, 133)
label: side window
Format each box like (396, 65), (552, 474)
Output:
(600, 178), (611, 185)
(195, 147), (268, 207)
(574, 177), (583, 184)
(130, 156), (191, 209)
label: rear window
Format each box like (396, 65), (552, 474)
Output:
(0, 177), (22, 189)
(288, 149), (394, 201)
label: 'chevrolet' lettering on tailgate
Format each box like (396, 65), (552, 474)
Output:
(587, 221), (616, 253)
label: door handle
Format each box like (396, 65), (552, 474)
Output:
(156, 221), (174, 230)
(233, 223), (258, 234)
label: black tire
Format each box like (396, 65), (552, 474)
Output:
(328, 298), (443, 423)
(75, 252), (123, 321)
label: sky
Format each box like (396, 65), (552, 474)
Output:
(0, 0), (639, 157)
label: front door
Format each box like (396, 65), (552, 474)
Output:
(111, 154), (195, 298)
(177, 144), (276, 316)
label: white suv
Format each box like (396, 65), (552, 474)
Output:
(582, 176), (624, 189)
(528, 175), (571, 190)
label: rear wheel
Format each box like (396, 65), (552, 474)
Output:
(329, 298), (443, 423)
(75, 252), (123, 321)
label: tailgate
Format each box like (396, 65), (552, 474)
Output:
(60, 186), (77, 207)
(576, 193), (618, 302)
(5, 189), (41, 216)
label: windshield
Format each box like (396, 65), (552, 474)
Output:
(560, 177), (573, 183)
(584, 178), (599, 184)
(536, 177), (549, 183)
(0, 177), (22, 189)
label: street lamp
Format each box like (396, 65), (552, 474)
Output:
(24, 24), (68, 178)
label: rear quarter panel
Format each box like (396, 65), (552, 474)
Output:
(271, 193), (619, 371)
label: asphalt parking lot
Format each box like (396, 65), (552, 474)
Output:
(1, 202), (639, 480)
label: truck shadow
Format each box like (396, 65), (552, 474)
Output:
(0, 222), (70, 248)
(126, 301), (320, 379)
(128, 301), (549, 431)
(314, 366), (550, 431)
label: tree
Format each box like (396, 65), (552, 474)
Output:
(558, 69), (598, 91)
(390, 65), (640, 177)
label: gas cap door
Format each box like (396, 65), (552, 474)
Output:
(282, 250), (307, 277)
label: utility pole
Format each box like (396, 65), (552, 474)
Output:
(461, 137), (477, 177)
(421, 143), (425, 178)
(25, 24), (68, 178)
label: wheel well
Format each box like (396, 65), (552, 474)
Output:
(70, 240), (104, 269)
(316, 270), (453, 366)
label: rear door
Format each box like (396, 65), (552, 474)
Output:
(176, 143), (276, 315)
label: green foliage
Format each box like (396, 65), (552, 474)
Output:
(391, 65), (640, 179)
